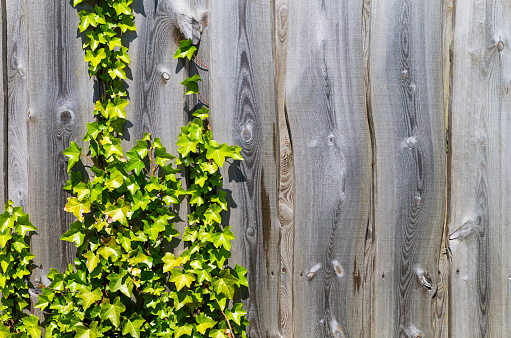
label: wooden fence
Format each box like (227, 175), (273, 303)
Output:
(1, 0), (510, 336)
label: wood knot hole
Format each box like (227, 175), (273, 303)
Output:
(162, 72), (170, 81)
(242, 128), (252, 142)
(246, 227), (254, 236)
(60, 110), (73, 124)
(498, 41), (505, 51)
(282, 267), (286, 273)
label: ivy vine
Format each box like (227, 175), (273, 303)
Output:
(29, 0), (249, 337)
(0, 201), (40, 338)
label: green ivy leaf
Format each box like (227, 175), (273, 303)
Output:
(84, 48), (106, 68)
(174, 324), (193, 338)
(180, 74), (202, 95)
(65, 197), (91, 221)
(209, 330), (227, 338)
(212, 270), (237, 299)
(206, 143), (235, 168)
(100, 297), (126, 328)
(226, 303), (247, 326)
(170, 270), (195, 291)
(105, 198), (131, 226)
(77, 286), (102, 310)
(122, 315), (145, 338)
(211, 226), (235, 250)
(63, 141), (83, 172)
(74, 324), (98, 338)
(173, 39), (197, 60)
(195, 313), (217, 334)
(20, 315), (41, 338)
(83, 251), (100, 273)
(113, 2), (131, 15)
(60, 221), (85, 246)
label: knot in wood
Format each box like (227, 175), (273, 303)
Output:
(498, 40), (505, 51)
(162, 71), (170, 81)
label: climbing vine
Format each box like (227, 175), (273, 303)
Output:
(0, 201), (40, 338)
(33, 0), (248, 337)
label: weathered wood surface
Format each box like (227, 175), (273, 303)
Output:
(23, 1), (93, 322)
(6, 0), (511, 337)
(6, 0), (29, 210)
(286, 1), (371, 337)
(210, 1), (280, 337)
(449, 0), (511, 336)
(0, 0), (5, 207)
(369, 0), (445, 337)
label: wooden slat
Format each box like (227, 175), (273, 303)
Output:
(273, 0), (294, 336)
(24, 0), (93, 299)
(448, 0), (511, 336)
(286, 1), (371, 336)
(6, 0), (28, 208)
(369, 0), (445, 336)
(209, 1), (281, 336)
(0, 0), (6, 207)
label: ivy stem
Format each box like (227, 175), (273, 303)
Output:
(149, 145), (155, 176)
(198, 91), (209, 106)
(193, 54), (208, 69)
(220, 309), (234, 338)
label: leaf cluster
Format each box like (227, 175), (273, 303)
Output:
(32, 0), (249, 336)
(0, 201), (40, 338)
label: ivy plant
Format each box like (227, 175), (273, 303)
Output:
(35, 0), (249, 337)
(0, 200), (40, 338)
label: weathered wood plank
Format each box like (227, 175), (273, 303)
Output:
(448, 0), (511, 336)
(273, 0), (294, 336)
(209, 1), (281, 336)
(6, 0), (28, 208)
(433, 1), (454, 336)
(286, 1), (371, 337)
(0, 0), (6, 207)
(369, 0), (445, 336)
(25, 0), (93, 296)
(362, 0), (376, 335)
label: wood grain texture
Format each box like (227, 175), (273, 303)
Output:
(286, 1), (371, 337)
(209, 1), (281, 336)
(369, 0), (445, 336)
(0, 0), (6, 207)
(362, 0), (376, 336)
(24, 0), (93, 301)
(273, 0), (294, 336)
(6, 0), (28, 208)
(448, 0), (511, 336)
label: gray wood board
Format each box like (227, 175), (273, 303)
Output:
(369, 0), (445, 336)
(6, 0), (28, 209)
(24, 0), (93, 314)
(448, 0), (511, 336)
(273, 0), (294, 336)
(209, 0), (281, 336)
(0, 0), (6, 207)
(286, 1), (371, 337)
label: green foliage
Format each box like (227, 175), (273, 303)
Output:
(0, 201), (41, 338)
(36, 0), (248, 337)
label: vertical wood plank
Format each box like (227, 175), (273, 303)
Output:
(273, 0), (294, 336)
(286, 0), (371, 337)
(0, 0), (6, 207)
(25, 0), (92, 296)
(448, 0), (511, 336)
(209, 0), (281, 336)
(369, 0), (445, 336)
(433, 1), (454, 336)
(6, 0), (28, 208)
